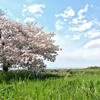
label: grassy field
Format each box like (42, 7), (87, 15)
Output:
(0, 68), (100, 100)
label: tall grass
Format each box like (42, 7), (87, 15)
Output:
(0, 69), (100, 100)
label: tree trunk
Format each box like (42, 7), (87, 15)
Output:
(3, 65), (8, 72)
(2, 63), (8, 72)
(2, 58), (9, 72)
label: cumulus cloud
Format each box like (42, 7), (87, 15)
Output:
(72, 18), (87, 24)
(72, 34), (80, 40)
(54, 7), (75, 31)
(24, 17), (35, 23)
(83, 39), (100, 49)
(55, 19), (64, 30)
(70, 5), (94, 33)
(55, 4), (91, 33)
(23, 4), (45, 17)
(55, 7), (75, 18)
(72, 18), (79, 24)
(27, 4), (45, 14)
(78, 4), (88, 16)
(65, 35), (70, 39)
(71, 21), (92, 32)
(85, 29), (100, 39)
(72, 4), (89, 24)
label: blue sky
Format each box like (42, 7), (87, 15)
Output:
(0, 0), (100, 69)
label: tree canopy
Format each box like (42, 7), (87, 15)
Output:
(0, 15), (60, 71)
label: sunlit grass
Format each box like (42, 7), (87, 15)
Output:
(0, 69), (100, 100)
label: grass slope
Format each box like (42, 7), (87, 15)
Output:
(0, 69), (100, 100)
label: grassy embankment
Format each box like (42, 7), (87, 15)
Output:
(0, 67), (100, 100)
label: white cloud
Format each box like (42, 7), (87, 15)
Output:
(65, 35), (70, 39)
(34, 13), (42, 18)
(93, 20), (100, 27)
(46, 33), (100, 68)
(15, 18), (20, 22)
(72, 34), (80, 40)
(72, 18), (87, 24)
(72, 4), (89, 24)
(72, 18), (79, 24)
(83, 39), (100, 49)
(23, 4), (27, 8)
(78, 4), (89, 16)
(54, 7), (75, 31)
(23, 4), (45, 17)
(24, 17), (35, 23)
(55, 19), (64, 30)
(90, 5), (93, 8)
(64, 19), (67, 22)
(66, 48), (100, 63)
(82, 20), (87, 24)
(71, 21), (93, 32)
(55, 7), (75, 18)
(85, 29), (100, 39)
(27, 4), (45, 14)
(23, 4), (28, 14)
(23, 4), (45, 22)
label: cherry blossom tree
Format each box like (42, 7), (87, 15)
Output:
(0, 15), (60, 71)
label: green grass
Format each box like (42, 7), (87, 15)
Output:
(0, 69), (100, 100)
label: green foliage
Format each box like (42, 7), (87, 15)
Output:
(0, 69), (100, 99)
(0, 70), (33, 83)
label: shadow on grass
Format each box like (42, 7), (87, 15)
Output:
(0, 70), (63, 83)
